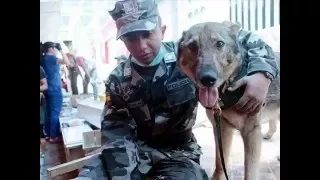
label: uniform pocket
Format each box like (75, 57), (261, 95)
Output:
(166, 83), (196, 108)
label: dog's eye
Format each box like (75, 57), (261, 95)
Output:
(216, 41), (225, 48)
(188, 42), (198, 52)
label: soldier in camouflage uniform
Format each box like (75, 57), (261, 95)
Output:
(75, 0), (279, 179)
(76, 56), (99, 101)
(115, 55), (128, 65)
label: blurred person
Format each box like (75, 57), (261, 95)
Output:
(61, 78), (68, 92)
(75, 56), (99, 101)
(41, 42), (69, 143)
(114, 55), (128, 64)
(40, 65), (48, 156)
(66, 52), (82, 95)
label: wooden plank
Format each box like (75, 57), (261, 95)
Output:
(64, 147), (71, 162)
(65, 142), (83, 149)
(47, 153), (100, 179)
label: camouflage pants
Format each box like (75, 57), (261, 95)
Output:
(76, 144), (209, 180)
(146, 156), (209, 180)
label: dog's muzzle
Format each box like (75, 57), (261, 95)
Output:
(199, 66), (217, 87)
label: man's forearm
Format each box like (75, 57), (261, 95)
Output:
(247, 53), (279, 81)
(61, 51), (70, 66)
(239, 30), (280, 80)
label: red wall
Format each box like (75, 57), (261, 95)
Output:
(104, 42), (109, 64)
(100, 20), (129, 64)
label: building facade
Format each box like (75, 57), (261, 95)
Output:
(90, 0), (279, 80)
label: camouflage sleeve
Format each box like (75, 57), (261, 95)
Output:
(99, 76), (139, 179)
(238, 30), (280, 79)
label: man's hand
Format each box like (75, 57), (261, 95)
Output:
(227, 73), (271, 115)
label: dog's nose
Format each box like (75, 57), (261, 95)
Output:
(199, 71), (217, 88)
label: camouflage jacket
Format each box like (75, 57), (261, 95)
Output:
(100, 33), (279, 177)
(238, 30), (280, 78)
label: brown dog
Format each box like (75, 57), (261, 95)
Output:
(178, 21), (280, 180)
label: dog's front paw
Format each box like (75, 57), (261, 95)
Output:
(263, 132), (273, 140)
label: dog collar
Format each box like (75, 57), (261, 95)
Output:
(217, 65), (248, 110)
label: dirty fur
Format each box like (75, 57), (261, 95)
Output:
(178, 21), (280, 180)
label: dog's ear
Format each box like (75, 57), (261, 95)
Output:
(177, 31), (187, 61)
(178, 31), (186, 46)
(222, 21), (242, 36)
(179, 31), (197, 47)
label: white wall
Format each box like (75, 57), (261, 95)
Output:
(40, 1), (62, 42)
(158, 0), (175, 41)
(176, 0), (231, 40)
(92, 0), (232, 80)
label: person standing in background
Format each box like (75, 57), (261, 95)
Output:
(76, 56), (99, 101)
(40, 65), (48, 175)
(40, 65), (48, 155)
(66, 52), (82, 95)
(41, 42), (69, 143)
(114, 55), (128, 64)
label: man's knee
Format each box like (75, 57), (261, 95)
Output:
(147, 157), (209, 180)
(77, 155), (108, 180)
(77, 152), (139, 180)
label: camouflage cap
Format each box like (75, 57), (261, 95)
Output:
(108, 0), (160, 39)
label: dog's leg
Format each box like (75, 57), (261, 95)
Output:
(263, 118), (277, 140)
(241, 116), (261, 180)
(212, 118), (234, 180)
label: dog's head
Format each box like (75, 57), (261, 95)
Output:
(178, 21), (242, 107)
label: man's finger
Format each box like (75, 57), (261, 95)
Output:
(249, 103), (263, 116)
(247, 101), (260, 115)
(228, 78), (246, 92)
(237, 98), (254, 113)
(233, 95), (249, 111)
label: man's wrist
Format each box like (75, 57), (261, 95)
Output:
(252, 72), (272, 85)
(250, 71), (274, 82)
